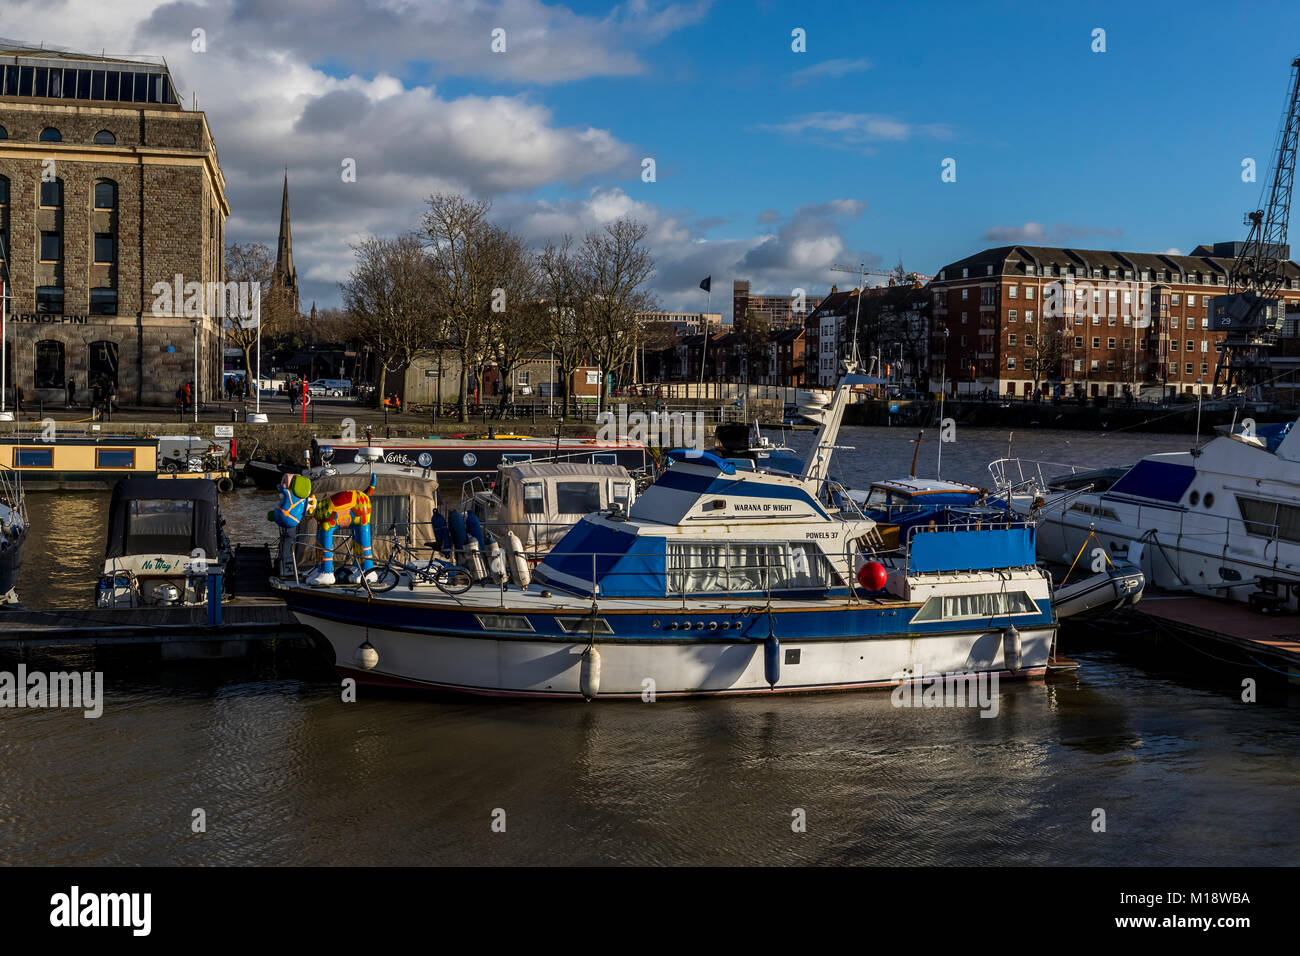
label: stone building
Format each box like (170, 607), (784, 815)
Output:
(0, 41), (228, 406)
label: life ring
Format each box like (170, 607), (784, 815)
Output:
(216, 476), (235, 493)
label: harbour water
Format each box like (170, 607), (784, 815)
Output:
(3, 426), (1298, 865)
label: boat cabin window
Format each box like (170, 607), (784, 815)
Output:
(15, 448), (54, 468)
(592, 453), (617, 465)
(501, 453), (531, 465)
(1236, 495), (1300, 544)
(556, 481), (602, 515)
(96, 448), (135, 469)
(523, 482), (544, 515)
(863, 487), (894, 510)
(667, 541), (841, 595)
(912, 590), (1038, 622)
(612, 482), (632, 511)
(371, 495), (411, 537)
(125, 499), (194, 555)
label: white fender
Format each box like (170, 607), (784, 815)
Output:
(465, 538), (488, 581)
(506, 531), (531, 589)
(579, 645), (602, 699)
(1002, 626), (1022, 674)
(488, 540), (508, 586)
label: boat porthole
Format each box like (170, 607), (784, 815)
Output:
(695, 622), (705, 630)
(680, 621), (690, 630)
(1189, 491), (1199, 506)
(668, 622), (678, 630)
(1204, 493), (1214, 507)
(707, 621), (718, 630)
(651, 620), (660, 629)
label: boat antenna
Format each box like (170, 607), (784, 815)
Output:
(909, 430), (923, 479)
(1193, 386), (1204, 455)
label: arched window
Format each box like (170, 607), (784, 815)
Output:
(35, 340), (65, 388)
(39, 127), (62, 142)
(94, 180), (117, 209)
(88, 340), (120, 383)
(93, 129), (115, 145)
(39, 177), (63, 208)
(0, 125), (7, 140)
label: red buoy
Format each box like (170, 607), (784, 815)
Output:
(858, 561), (888, 591)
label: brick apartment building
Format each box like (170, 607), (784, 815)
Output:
(0, 41), (229, 406)
(929, 245), (1300, 398)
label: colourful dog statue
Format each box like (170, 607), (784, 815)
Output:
(270, 473), (378, 586)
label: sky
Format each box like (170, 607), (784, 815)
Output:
(7, 0), (1300, 313)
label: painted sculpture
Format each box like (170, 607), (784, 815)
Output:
(270, 473), (378, 586)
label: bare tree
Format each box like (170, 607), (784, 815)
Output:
(339, 234), (434, 401)
(536, 236), (584, 412)
(480, 228), (544, 417)
(224, 241), (277, 379)
(575, 218), (657, 404)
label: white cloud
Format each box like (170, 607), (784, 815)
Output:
(983, 222), (1125, 246)
(762, 111), (952, 150)
(789, 57), (872, 84)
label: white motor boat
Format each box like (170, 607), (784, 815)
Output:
(994, 418), (1300, 608)
(273, 372), (1065, 699)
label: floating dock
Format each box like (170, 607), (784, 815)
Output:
(1131, 594), (1300, 681)
(0, 547), (312, 658)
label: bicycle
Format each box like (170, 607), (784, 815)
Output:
(369, 538), (474, 594)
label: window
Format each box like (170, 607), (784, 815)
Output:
(961, 289), (968, 300)
(39, 127), (62, 142)
(94, 181), (116, 209)
(39, 179), (63, 208)
(1106, 360), (1115, 371)
(1201, 317), (1209, 329)
(93, 129), (116, 145)
(1092, 337), (1100, 349)
(1186, 340), (1194, 352)
(1008, 310), (1017, 321)
(125, 499), (194, 555)
(1009, 285), (1018, 298)
(1075, 337), (1083, 348)
(667, 541), (841, 595)
(36, 287), (63, 314)
(1185, 363), (1194, 375)
(1237, 496), (1300, 543)
(1200, 340), (1208, 353)
(1008, 334), (1017, 346)
(1026, 286), (1035, 299)
(556, 481), (602, 515)
(1188, 295), (1196, 306)
(40, 231), (61, 262)
(1170, 340), (1179, 351)
(15, 448), (54, 468)
(1025, 333), (1034, 346)
(912, 590), (1037, 622)
(88, 340), (119, 383)
(370, 495), (411, 534)
(90, 288), (118, 316)
(35, 340), (65, 386)
(1172, 294), (1180, 306)
(96, 448), (135, 469)
(1007, 356), (1016, 369)
(94, 233), (114, 263)
(0, 125), (6, 140)
(0, 175), (7, 204)
(1025, 310), (1034, 323)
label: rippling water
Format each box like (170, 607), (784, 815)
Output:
(2, 426), (1297, 865)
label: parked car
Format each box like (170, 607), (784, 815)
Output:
(308, 378), (351, 397)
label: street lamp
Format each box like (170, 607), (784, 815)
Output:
(190, 319), (199, 424)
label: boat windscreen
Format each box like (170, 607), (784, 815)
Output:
(124, 499), (195, 556)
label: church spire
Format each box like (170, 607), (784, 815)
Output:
(272, 168), (300, 316)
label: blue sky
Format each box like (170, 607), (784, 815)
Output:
(16, 0), (1300, 311)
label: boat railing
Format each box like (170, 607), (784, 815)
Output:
(988, 457), (1092, 496)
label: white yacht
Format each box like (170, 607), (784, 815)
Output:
(998, 419), (1300, 609)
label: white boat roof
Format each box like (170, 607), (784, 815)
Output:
(868, 477), (982, 496)
(507, 462), (631, 481)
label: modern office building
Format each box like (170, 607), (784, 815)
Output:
(0, 40), (228, 406)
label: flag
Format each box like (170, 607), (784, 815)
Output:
(699, 276), (711, 293)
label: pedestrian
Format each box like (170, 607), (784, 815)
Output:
(15, 384), (23, 412)
(66, 377), (75, 408)
(107, 379), (118, 412)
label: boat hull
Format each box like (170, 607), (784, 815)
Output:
(292, 603), (1053, 699)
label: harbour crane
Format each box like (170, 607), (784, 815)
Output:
(1211, 55), (1300, 397)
